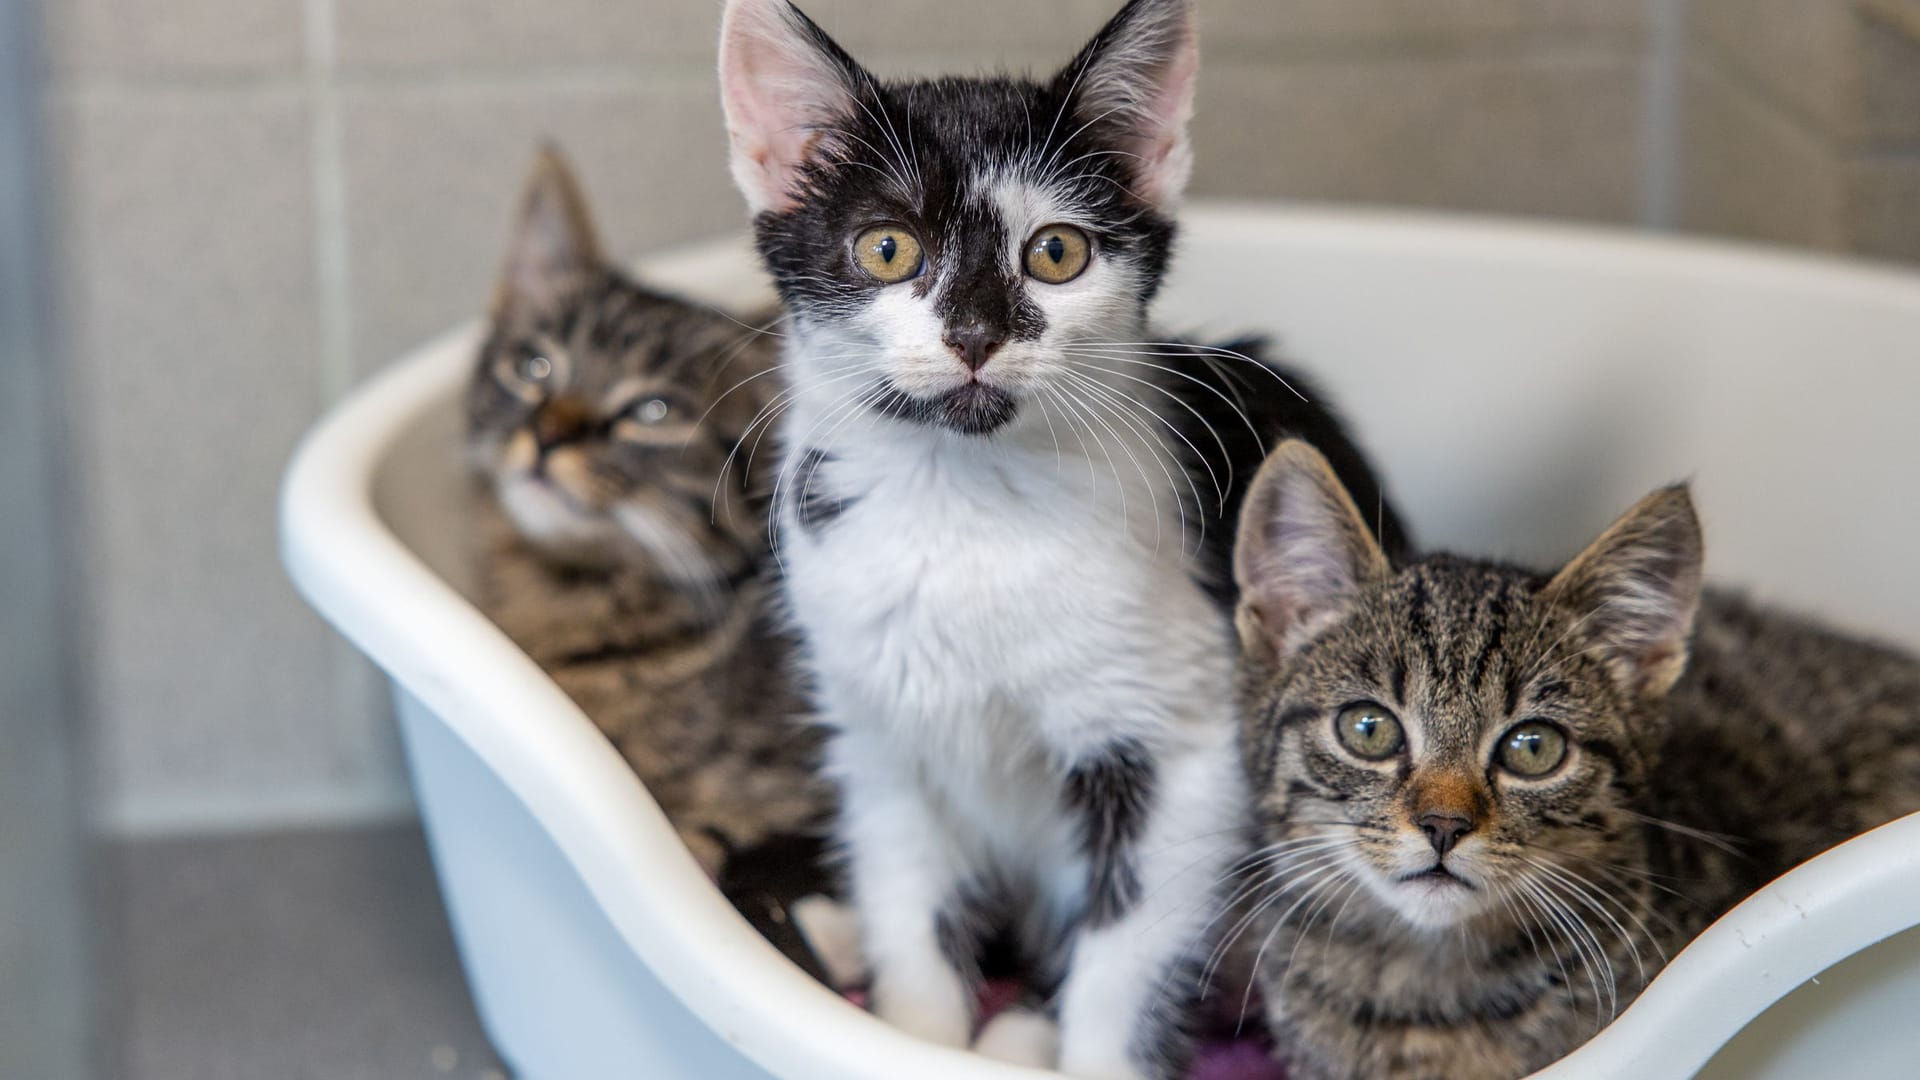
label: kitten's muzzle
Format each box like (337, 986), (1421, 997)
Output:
(1417, 810), (1473, 856)
(943, 323), (1004, 373)
(533, 397), (592, 450)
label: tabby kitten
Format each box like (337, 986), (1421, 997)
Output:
(468, 148), (831, 889)
(718, 1), (1403, 1075)
(1230, 440), (1920, 1080)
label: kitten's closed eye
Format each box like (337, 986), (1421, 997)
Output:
(498, 346), (563, 403)
(632, 397), (673, 425)
(611, 395), (690, 445)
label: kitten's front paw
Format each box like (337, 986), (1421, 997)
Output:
(790, 895), (867, 990)
(1058, 1040), (1155, 1080)
(872, 972), (972, 1048)
(973, 1008), (1059, 1069)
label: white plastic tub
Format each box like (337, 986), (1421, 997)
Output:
(281, 205), (1920, 1079)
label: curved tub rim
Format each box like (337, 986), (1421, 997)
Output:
(278, 205), (1920, 1080)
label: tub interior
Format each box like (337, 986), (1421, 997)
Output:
(347, 210), (1920, 1077)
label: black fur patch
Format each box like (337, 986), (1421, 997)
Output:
(932, 877), (1008, 985)
(1065, 738), (1158, 928)
(718, 832), (837, 987)
(870, 379), (1019, 436)
(1150, 336), (1412, 609)
(793, 447), (855, 533)
(931, 195), (1047, 345)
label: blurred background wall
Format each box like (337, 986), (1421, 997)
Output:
(4, 1), (90, 1074)
(34, 0), (1920, 838)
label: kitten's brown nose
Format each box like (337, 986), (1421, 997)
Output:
(943, 324), (1004, 372)
(533, 398), (591, 449)
(1417, 812), (1473, 857)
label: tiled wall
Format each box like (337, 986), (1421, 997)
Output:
(1682, 0), (1920, 259)
(38, 0), (1910, 834)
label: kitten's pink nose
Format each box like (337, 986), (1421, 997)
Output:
(943, 325), (1004, 372)
(1418, 811), (1473, 857)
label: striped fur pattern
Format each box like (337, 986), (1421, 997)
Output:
(467, 149), (832, 883)
(1231, 442), (1920, 1079)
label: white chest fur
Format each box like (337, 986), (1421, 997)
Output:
(771, 337), (1250, 1080)
(778, 407), (1237, 765)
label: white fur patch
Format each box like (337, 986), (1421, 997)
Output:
(973, 1008), (1060, 1069)
(791, 894), (869, 990)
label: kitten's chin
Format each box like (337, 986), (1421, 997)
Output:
(498, 474), (623, 564)
(1379, 867), (1489, 931)
(872, 380), (1019, 436)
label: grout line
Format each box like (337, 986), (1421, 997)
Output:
(1637, 0), (1688, 230)
(56, 61), (722, 100)
(304, 0), (352, 403)
(304, 0), (410, 816)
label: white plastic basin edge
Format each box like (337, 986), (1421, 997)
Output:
(280, 210), (1920, 1080)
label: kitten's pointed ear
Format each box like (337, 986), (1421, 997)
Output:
(1542, 485), (1705, 698)
(1057, 0), (1199, 207)
(719, 0), (864, 215)
(496, 145), (602, 317)
(1234, 440), (1392, 661)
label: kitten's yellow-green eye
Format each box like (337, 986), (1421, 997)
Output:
(1497, 722), (1569, 778)
(853, 226), (924, 283)
(1024, 224), (1092, 284)
(1334, 702), (1404, 761)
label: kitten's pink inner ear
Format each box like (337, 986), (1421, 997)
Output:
(719, 0), (856, 215)
(1130, 37), (1198, 206)
(1070, 0), (1200, 208)
(1542, 485), (1704, 698)
(1233, 441), (1389, 660)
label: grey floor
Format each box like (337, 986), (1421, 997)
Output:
(107, 824), (509, 1080)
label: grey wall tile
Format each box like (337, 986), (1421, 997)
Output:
(1848, 160), (1920, 263)
(334, 0), (721, 70)
(340, 77), (743, 372)
(51, 89), (381, 827)
(1859, 4), (1920, 150)
(1190, 55), (1643, 221)
(1202, 0), (1644, 57)
(1676, 62), (1848, 250)
(1690, 0), (1858, 139)
(42, 0), (305, 78)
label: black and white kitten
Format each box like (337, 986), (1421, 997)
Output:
(718, 1), (1405, 1075)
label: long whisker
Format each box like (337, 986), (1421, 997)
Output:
(1526, 856), (1653, 985)
(765, 379), (890, 564)
(1058, 369), (1195, 557)
(1058, 345), (1269, 450)
(1063, 357), (1234, 509)
(1056, 375), (1165, 557)
(1048, 381), (1131, 536)
(1196, 845), (1353, 997)
(1083, 341), (1306, 402)
(712, 361), (878, 520)
(1617, 809), (1746, 859)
